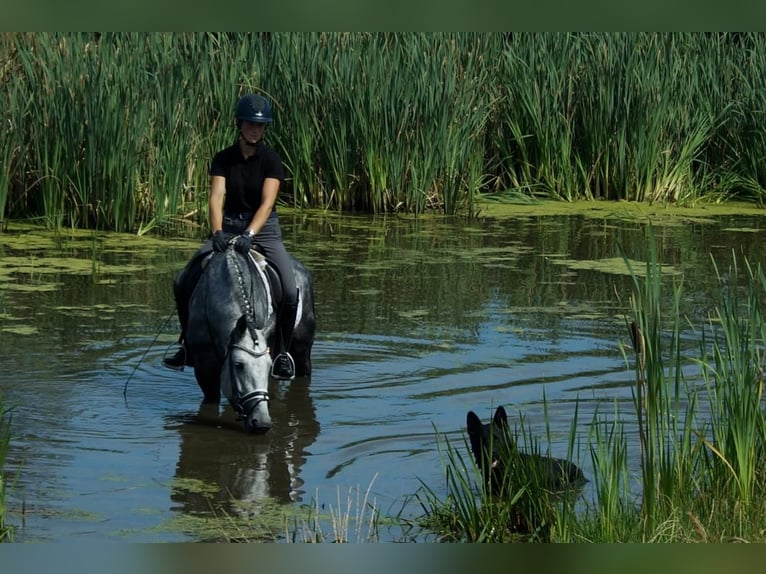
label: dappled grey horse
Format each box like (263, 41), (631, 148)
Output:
(185, 247), (316, 433)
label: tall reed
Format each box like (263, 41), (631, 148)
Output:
(696, 255), (766, 508)
(415, 230), (766, 542)
(621, 227), (699, 533)
(417, 404), (584, 543)
(4, 33), (766, 232)
(0, 392), (12, 542)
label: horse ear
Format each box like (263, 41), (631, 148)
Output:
(493, 406), (509, 428)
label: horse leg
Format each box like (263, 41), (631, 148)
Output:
(291, 339), (313, 377)
(290, 293), (315, 377)
(193, 361), (221, 404)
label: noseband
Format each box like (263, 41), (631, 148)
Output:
(226, 340), (270, 420)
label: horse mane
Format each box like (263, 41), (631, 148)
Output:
(224, 249), (265, 336)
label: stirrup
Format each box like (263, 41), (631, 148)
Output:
(271, 352), (295, 380)
(163, 346), (187, 371)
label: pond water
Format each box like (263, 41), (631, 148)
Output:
(1, 205), (765, 542)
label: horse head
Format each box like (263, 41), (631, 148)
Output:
(220, 314), (273, 433)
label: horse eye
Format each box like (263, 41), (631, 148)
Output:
(234, 361), (245, 370)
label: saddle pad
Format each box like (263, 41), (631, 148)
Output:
(246, 250), (304, 327)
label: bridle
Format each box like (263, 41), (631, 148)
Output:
(221, 249), (272, 421)
(225, 338), (270, 421)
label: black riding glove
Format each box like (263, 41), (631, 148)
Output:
(234, 231), (254, 255)
(211, 230), (229, 253)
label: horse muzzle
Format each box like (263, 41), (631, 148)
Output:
(237, 390), (271, 433)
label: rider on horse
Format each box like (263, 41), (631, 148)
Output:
(164, 93), (298, 381)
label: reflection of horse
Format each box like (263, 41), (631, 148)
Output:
(170, 374), (320, 523)
(186, 248), (316, 433)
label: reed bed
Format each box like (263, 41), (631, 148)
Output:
(0, 392), (12, 542)
(2, 33), (766, 232)
(416, 228), (766, 542)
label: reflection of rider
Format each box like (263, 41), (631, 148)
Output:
(164, 93), (298, 380)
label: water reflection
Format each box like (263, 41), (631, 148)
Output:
(0, 209), (764, 541)
(168, 375), (319, 517)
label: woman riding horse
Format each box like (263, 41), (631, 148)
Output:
(165, 93), (298, 381)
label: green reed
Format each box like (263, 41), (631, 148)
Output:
(4, 33), (766, 231)
(415, 429), (525, 542)
(585, 401), (637, 542)
(622, 228), (692, 530)
(415, 228), (766, 542)
(417, 404), (584, 543)
(696, 255), (766, 507)
(284, 479), (381, 543)
(0, 393), (12, 542)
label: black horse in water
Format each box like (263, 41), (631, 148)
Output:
(185, 247), (316, 433)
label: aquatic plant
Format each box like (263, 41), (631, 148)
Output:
(285, 478), (380, 543)
(415, 227), (766, 542)
(0, 393), (13, 542)
(3, 33), (766, 232)
(415, 409), (584, 543)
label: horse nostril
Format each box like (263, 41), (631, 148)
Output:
(246, 421), (272, 434)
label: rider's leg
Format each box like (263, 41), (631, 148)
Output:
(163, 269), (193, 369)
(163, 243), (211, 370)
(272, 296), (298, 379)
(255, 219), (298, 380)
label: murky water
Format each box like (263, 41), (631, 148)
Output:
(1, 208), (764, 542)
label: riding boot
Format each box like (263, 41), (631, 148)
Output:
(163, 285), (193, 370)
(271, 301), (298, 380)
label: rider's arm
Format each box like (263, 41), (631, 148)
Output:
(244, 177), (280, 236)
(209, 175), (226, 233)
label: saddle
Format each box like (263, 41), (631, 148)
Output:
(193, 247), (285, 312)
(246, 249), (283, 308)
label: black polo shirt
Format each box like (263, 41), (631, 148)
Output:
(209, 141), (285, 215)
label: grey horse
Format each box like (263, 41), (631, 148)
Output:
(185, 247), (316, 433)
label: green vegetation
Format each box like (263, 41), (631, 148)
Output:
(415, 228), (766, 542)
(0, 393), (13, 542)
(164, 480), (382, 543)
(2, 33), (766, 233)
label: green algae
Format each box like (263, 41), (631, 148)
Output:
(475, 198), (766, 222)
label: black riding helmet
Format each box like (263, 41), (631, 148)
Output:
(236, 93), (273, 125)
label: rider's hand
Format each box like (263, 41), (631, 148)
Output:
(234, 232), (253, 255)
(211, 230), (229, 253)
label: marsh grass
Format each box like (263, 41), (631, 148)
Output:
(173, 479), (381, 543)
(417, 227), (766, 542)
(416, 412), (585, 543)
(0, 393), (13, 542)
(414, 430), (524, 542)
(285, 478), (380, 543)
(3, 33), (766, 231)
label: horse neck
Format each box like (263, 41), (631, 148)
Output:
(223, 250), (268, 327)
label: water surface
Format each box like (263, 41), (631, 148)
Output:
(1, 207), (764, 542)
